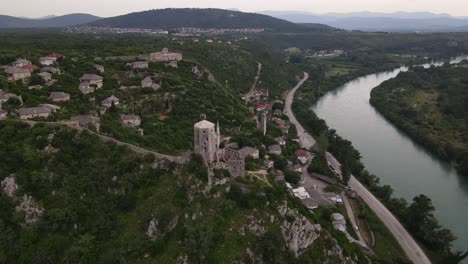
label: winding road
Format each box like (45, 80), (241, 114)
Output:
(284, 72), (316, 149)
(285, 73), (431, 264)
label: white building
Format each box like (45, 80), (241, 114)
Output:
(293, 187), (310, 200)
(120, 114), (141, 127)
(39, 57), (55, 66)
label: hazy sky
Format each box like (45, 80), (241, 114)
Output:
(3, 0), (468, 17)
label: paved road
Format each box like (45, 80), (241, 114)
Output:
(286, 74), (431, 264)
(284, 72), (316, 149)
(349, 176), (431, 264)
(342, 193), (367, 245)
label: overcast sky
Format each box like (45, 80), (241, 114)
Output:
(2, 0), (468, 18)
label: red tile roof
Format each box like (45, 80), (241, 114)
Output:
(48, 53), (64, 58)
(159, 115), (169, 121)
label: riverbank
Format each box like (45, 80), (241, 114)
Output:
(292, 58), (467, 262)
(370, 65), (468, 177)
(286, 73), (421, 264)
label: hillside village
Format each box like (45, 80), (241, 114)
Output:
(1, 40), (374, 260)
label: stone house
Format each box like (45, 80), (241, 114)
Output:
(38, 72), (52, 82)
(39, 57), (55, 66)
(101, 95), (119, 108)
(120, 114), (141, 127)
(238, 146), (260, 159)
(80, 74), (103, 88)
(128, 61), (149, 69)
(295, 150), (310, 164)
(0, 93), (22, 105)
(4, 67), (31, 81)
(166, 60), (178, 68)
(264, 159), (274, 169)
(149, 48), (183, 62)
(41, 67), (59, 74)
(94, 64), (105, 73)
(275, 136), (287, 146)
(38, 104), (61, 112)
(71, 115), (100, 131)
(141, 77), (153, 88)
(79, 82), (95, 94)
(49, 92), (70, 102)
(19, 64), (36, 73)
(268, 145), (282, 155)
(288, 164), (303, 173)
(18, 107), (51, 119)
(47, 53), (64, 60)
(12, 59), (31, 68)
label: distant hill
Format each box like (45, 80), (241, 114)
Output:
(0, 13), (101, 28)
(87, 8), (333, 32)
(260, 11), (468, 32)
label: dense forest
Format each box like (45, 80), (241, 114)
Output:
(370, 64), (468, 176)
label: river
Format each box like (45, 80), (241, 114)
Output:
(311, 56), (468, 251)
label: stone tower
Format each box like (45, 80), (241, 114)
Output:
(194, 120), (220, 162)
(261, 112), (268, 136)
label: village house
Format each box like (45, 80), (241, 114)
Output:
(4, 67), (31, 81)
(19, 64), (36, 73)
(288, 164), (303, 173)
(38, 104), (61, 112)
(166, 60), (178, 68)
(47, 53), (64, 60)
(0, 93), (22, 105)
(94, 64), (105, 73)
(141, 77), (152, 88)
(80, 74), (103, 88)
(49, 92), (70, 102)
(71, 115), (100, 131)
(293, 187), (311, 200)
(295, 150), (310, 164)
(0, 110), (6, 120)
(120, 114), (141, 127)
(18, 107), (51, 119)
(101, 95), (119, 108)
(37, 72), (52, 82)
(41, 67), (59, 74)
(275, 136), (287, 146)
(128, 61), (149, 69)
(79, 82), (95, 94)
(268, 145), (282, 155)
(277, 124), (290, 134)
(264, 159), (274, 169)
(12, 59), (31, 68)
(149, 48), (183, 62)
(238, 146), (260, 159)
(39, 57), (55, 66)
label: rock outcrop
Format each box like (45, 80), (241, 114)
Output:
(278, 202), (321, 257)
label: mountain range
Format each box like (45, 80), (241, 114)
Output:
(260, 11), (468, 32)
(0, 13), (101, 28)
